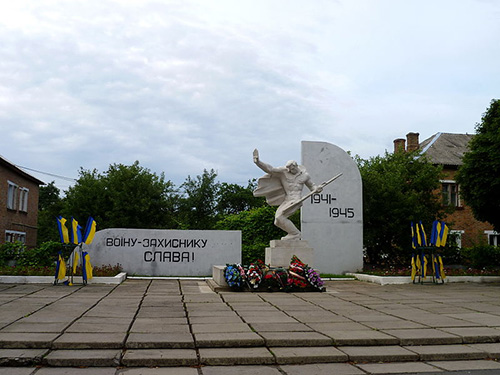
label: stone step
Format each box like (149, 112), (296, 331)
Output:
(2, 329), (500, 350)
(2, 343), (500, 368)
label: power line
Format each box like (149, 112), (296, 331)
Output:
(15, 165), (77, 182)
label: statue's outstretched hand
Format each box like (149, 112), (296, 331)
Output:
(253, 149), (259, 164)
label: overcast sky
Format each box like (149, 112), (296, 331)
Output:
(1, 0), (499, 191)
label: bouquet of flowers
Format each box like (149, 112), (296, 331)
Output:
(224, 264), (245, 288)
(246, 263), (263, 289)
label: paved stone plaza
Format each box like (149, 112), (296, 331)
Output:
(1, 279), (500, 374)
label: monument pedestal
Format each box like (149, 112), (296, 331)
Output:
(265, 240), (314, 268)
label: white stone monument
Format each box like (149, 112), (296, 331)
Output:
(84, 228), (241, 277)
(253, 149), (323, 267)
(301, 141), (363, 274)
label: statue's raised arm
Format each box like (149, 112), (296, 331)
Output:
(253, 149), (278, 174)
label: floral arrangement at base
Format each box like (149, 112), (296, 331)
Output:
(224, 255), (325, 292)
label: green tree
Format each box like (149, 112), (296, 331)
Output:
(215, 205), (300, 264)
(177, 169), (225, 229)
(457, 99), (500, 232)
(64, 161), (176, 229)
(37, 182), (64, 244)
(358, 150), (445, 265)
(216, 180), (265, 215)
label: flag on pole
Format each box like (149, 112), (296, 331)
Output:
(70, 217), (83, 245)
(418, 221), (427, 246)
(55, 252), (67, 280)
(82, 251), (93, 282)
(56, 216), (70, 244)
(411, 222), (418, 249)
(83, 217), (97, 245)
(439, 223), (449, 247)
(72, 250), (80, 274)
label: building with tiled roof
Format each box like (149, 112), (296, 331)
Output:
(394, 133), (497, 248)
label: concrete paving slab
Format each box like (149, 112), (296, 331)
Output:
(280, 363), (365, 375)
(186, 310), (237, 317)
(44, 349), (121, 367)
(0, 368), (37, 375)
(125, 333), (195, 349)
(0, 322), (70, 333)
(428, 359), (500, 371)
(405, 344), (488, 361)
(132, 317), (188, 326)
(118, 368), (199, 375)
(414, 316), (484, 328)
(0, 332), (59, 348)
(0, 348), (48, 366)
(446, 312), (500, 326)
(65, 322), (131, 333)
(356, 361), (442, 374)
(324, 329), (400, 346)
(35, 368), (117, 375)
(439, 327), (500, 343)
(191, 323), (252, 333)
(241, 314), (298, 324)
(194, 332), (265, 347)
(122, 349), (198, 367)
(272, 346), (347, 364)
(306, 322), (369, 331)
(260, 332), (333, 347)
(199, 347), (275, 365)
(339, 345), (418, 362)
(52, 332), (126, 349)
(201, 365), (282, 375)
(288, 312), (345, 323)
(381, 328), (462, 345)
(189, 315), (243, 324)
(468, 342), (500, 359)
(250, 322), (313, 332)
(361, 319), (428, 330)
(130, 321), (190, 333)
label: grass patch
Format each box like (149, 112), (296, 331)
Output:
(320, 274), (356, 278)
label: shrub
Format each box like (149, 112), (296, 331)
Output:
(0, 242), (26, 266)
(16, 241), (65, 268)
(461, 245), (500, 269)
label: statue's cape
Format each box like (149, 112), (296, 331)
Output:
(253, 174), (285, 206)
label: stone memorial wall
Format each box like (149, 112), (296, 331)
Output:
(84, 228), (241, 276)
(301, 141), (363, 274)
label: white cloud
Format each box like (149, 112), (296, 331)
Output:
(0, 0), (498, 190)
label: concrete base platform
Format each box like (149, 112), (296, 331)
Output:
(265, 240), (314, 268)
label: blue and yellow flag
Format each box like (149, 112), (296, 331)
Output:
(57, 216), (70, 244)
(70, 217), (83, 245)
(439, 223), (449, 247)
(417, 221), (427, 246)
(411, 222), (418, 249)
(72, 251), (80, 274)
(82, 252), (93, 281)
(83, 217), (97, 245)
(55, 252), (67, 281)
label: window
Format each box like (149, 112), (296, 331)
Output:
(450, 230), (464, 249)
(485, 231), (500, 246)
(5, 230), (26, 243)
(18, 188), (29, 212)
(7, 181), (18, 210)
(441, 181), (460, 207)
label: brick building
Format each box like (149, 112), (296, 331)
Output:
(0, 155), (44, 248)
(394, 132), (497, 248)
